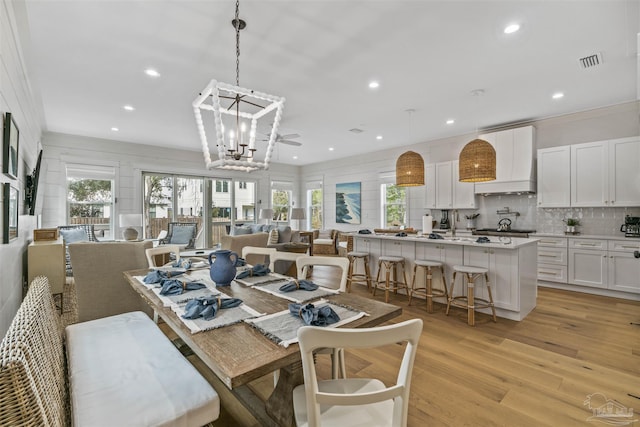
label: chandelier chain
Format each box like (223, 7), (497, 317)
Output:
(235, 0), (240, 86)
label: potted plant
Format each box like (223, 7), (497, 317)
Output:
(564, 218), (580, 234)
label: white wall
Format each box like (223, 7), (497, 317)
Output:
(300, 101), (640, 235)
(0, 1), (43, 336)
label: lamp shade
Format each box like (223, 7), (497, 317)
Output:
(290, 208), (306, 220)
(259, 208), (274, 220)
(458, 139), (496, 182)
(395, 151), (424, 187)
(119, 214), (142, 241)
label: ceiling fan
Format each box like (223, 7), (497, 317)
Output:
(261, 133), (302, 146)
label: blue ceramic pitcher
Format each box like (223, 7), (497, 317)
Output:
(208, 250), (239, 286)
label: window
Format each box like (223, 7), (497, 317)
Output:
(306, 180), (323, 230)
(215, 180), (229, 193)
(66, 164), (116, 239)
(238, 181), (247, 189)
(271, 181), (293, 224)
(381, 183), (407, 227)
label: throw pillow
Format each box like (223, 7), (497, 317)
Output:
(268, 229), (279, 245)
(232, 226), (252, 236)
(249, 224), (265, 233)
(59, 228), (88, 244)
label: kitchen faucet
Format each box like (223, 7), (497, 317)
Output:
(451, 209), (457, 237)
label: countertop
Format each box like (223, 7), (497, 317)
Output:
(530, 232), (638, 241)
(351, 232), (538, 249)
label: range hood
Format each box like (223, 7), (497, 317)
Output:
(474, 125), (536, 194)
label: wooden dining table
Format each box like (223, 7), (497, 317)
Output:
(125, 268), (402, 427)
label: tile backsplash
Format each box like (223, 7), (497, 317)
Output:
(429, 193), (640, 237)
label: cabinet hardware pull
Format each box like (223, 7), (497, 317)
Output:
(539, 270), (558, 275)
(539, 254), (556, 257)
(540, 240), (560, 244)
(578, 243), (597, 246)
(621, 245), (639, 249)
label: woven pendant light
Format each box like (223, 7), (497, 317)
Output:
(458, 138), (496, 182)
(396, 151), (425, 186)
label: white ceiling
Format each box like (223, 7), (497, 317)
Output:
(21, 0), (640, 166)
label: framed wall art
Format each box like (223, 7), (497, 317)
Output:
(3, 183), (18, 243)
(336, 182), (361, 224)
(3, 112), (19, 179)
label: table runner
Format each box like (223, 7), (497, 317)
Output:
(245, 299), (368, 348)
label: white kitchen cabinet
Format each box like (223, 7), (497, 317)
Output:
(609, 137), (640, 206)
(570, 141), (609, 207)
(537, 146), (571, 207)
(452, 160), (477, 208)
(464, 246), (521, 312)
(536, 236), (568, 283)
(425, 161), (476, 209)
(607, 239), (640, 294)
(425, 163), (436, 209)
(568, 238), (608, 288)
(435, 161), (453, 209)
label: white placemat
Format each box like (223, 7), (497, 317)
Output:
(253, 280), (340, 303)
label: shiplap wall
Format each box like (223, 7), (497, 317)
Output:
(0, 1), (44, 336)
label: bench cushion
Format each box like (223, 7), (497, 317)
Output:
(66, 311), (219, 427)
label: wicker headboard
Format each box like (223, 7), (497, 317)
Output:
(0, 277), (68, 426)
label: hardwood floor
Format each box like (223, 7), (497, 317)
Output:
(166, 266), (640, 426)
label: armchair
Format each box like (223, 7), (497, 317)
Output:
(159, 222), (198, 249)
(312, 229), (339, 255)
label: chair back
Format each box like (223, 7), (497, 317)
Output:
(164, 222), (198, 249)
(296, 255), (349, 292)
(146, 245), (181, 267)
(241, 246), (277, 269)
(297, 319), (423, 427)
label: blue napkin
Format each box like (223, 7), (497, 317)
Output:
(279, 280), (319, 292)
(182, 296), (243, 320)
(476, 237), (491, 243)
(143, 269), (185, 284)
(172, 258), (192, 269)
(428, 233), (444, 239)
(288, 303), (340, 326)
(235, 264), (270, 279)
(159, 279), (206, 296)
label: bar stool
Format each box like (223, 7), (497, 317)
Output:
(446, 265), (497, 326)
(373, 256), (409, 303)
(409, 260), (448, 313)
(346, 251), (373, 292)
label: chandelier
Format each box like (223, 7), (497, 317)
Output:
(193, 0), (285, 172)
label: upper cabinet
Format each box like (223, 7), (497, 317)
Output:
(474, 125), (536, 194)
(537, 146), (571, 207)
(538, 136), (640, 208)
(425, 161), (476, 209)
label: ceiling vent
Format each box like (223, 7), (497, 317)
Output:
(349, 128), (364, 134)
(578, 52), (603, 69)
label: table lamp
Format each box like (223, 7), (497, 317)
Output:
(119, 213), (142, 241)
(290, 208), (306, 230)
(259, 208), (274, 225)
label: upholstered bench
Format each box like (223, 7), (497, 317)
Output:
(0, 276), (220, 426)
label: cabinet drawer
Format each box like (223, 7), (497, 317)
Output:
(537, 264), (567, 283)
(608, 240), (640, 252)
(536, 236), (568, 247)
(537, 247), (567, 265)
(569, 238), (606, 250)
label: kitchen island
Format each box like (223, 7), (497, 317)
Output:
(352, 233), (538, 321)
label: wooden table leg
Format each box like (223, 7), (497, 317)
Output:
(265, 361), (304, 426)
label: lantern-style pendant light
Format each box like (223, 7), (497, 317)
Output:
(458, 138), (496, 182)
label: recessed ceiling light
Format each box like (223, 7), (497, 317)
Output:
(504, 23), (520, 34)
(123, 105), (135, 111)
(368, 81), (380, 89)
(293, 155), (298, 160)
(376, 135), (383, 140)
(552, 92), (564, 99)
(144, 68), (161, 77)
(111, 127), (119, 132)
(446, 119), (455, 125)
(329, 147), (334, 151)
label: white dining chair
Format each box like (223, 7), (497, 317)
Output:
(295, 255), (349, 292)
(145, 244), (181, 268)
(241, 246), (278, 269)
(292, 319), (423, 427)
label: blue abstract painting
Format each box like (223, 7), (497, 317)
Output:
(336, 182), (361, 224)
